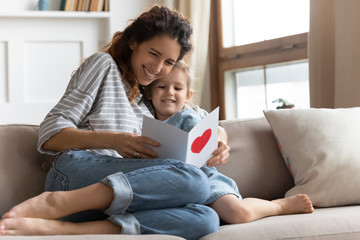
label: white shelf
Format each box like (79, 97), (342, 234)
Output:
(0, 11), (110, 19)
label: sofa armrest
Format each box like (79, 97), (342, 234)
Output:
(0, 124), (55, 215)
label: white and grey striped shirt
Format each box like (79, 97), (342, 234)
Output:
(37, 52), (154, 157)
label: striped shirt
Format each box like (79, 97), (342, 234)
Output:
(38, 52), (154, 157)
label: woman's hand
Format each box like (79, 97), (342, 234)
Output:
(206, 140), (230, 167)
(43, 127), (160, 159)
(112, 132), (160, 159)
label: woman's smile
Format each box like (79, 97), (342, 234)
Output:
(130, 35), (181, 86)
(143, 65), (157, 80)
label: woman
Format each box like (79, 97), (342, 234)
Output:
(0, 5), (229, 240)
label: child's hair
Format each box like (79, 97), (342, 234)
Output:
(145, 60), (194, 108)
(173, 60), (193, 97)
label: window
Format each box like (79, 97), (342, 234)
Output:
(225, 60), (309, 119)
(209, 0), (310, 119)
(222, 0), (309, 47)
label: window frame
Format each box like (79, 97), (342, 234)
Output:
(209, 0), (308, 119)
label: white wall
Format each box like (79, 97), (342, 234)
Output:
(0, 0), (213, 125)
(109, 0), (172, 35)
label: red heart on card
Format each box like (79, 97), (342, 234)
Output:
(191, 129), (212, 154)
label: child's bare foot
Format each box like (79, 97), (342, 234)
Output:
(273, 194), (314, 215)
(0, 217), (121, 235)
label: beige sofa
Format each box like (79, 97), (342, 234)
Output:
(1, 118), (360, 240)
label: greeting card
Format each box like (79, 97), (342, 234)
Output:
(142, 107), (219, 168)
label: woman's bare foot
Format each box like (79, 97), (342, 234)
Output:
(2, 191), (71, 220)
(272, 194), (314, 215)
(2, 183), (114, 220)
(0, 217), (121, 236)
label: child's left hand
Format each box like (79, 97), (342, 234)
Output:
(206, 140), (230, 167)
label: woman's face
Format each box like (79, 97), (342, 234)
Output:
(130, 35), (181, 86)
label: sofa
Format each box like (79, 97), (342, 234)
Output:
(1, 115), (360, 239)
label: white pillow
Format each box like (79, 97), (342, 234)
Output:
(264, 107), (360, 207)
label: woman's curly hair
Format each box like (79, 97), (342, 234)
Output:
(103, 5), (193, 103)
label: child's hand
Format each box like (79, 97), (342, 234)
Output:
(206, 140), (230, 167)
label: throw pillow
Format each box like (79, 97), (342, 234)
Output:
(264, 107), (360, 207)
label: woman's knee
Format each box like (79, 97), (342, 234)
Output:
(178, 164), (211, 203)
(201, 207), (220, 235)
(186, 204), (219, 238)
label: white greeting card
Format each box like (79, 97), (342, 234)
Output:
(142, 107), (219, 168)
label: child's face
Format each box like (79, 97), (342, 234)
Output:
(130, 35), (180, 87)
(150, 69), (192, 121)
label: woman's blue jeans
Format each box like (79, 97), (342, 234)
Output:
(45, 150), (219, 239)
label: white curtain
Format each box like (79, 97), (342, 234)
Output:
(174, 0), (212, 110)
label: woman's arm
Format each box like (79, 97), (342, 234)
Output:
(39, 53), (160, 159)
(43, 127), (111, 152)
(43, 127), (160, 159)
(206, 126), (230, 167)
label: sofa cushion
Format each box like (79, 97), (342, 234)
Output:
(201, 205), (360, 240)
(264, 108), (360, 207)
(218, 118), (294, 200)
(0, 235), (185, 240)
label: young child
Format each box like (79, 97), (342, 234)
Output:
(145, 61), (314, 224)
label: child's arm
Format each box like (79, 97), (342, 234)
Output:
(206, 126), (230, 167)
(218, 126), (228, 144)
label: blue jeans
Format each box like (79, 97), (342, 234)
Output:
(45, 150), (219, 239)
(164, 108), (202, 132)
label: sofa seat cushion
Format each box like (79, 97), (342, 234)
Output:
(0, 235), (185, 240)
(201, 205), (360, 240)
